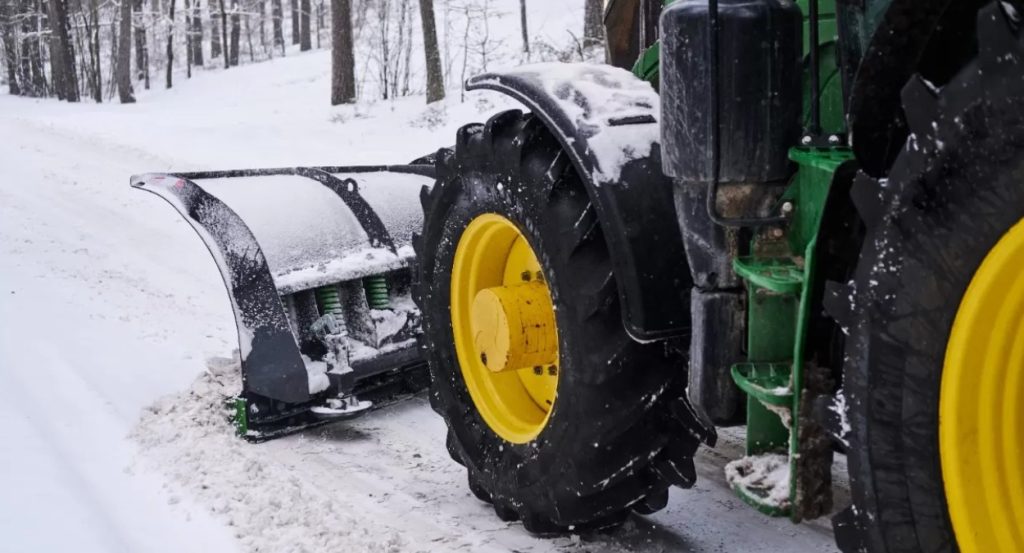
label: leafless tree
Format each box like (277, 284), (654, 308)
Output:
(0, 0), (20, 94)
(418, 0), (442, 103)
(210, 0), (222, 57)
(116, 0), (135, 100)
(270, 0), (282, 50)
(583, 0), (602, 48)
(288, 0), (296, 43)
(298, 0), (308, 50)
(165, 0), (175, 87)
(329, 0), (353, 104)
(49, 0), (79, 100)
(190, 0), (203, 65)
(228, 0), (239, 64)
(519, 0), (527, 55)
(217, 0), (228, 67)
(184, 0), (192, 76)
(134, 0), (149, 89)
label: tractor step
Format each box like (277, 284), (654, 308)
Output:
(730, 362), (793, 407)
(725, 453), (792, 516)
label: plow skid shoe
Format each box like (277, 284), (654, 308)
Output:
(132, 165), (434, 435)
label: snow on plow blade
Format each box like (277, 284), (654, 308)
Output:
(131, 165), (433, 435)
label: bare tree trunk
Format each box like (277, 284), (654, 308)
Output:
(107, 14), (118, 98)
(184, 0), (192, 76)
(116, 0), (135, 100)
(228, 0), (238, 64)
(134, 0), (149, 88)
(257, 0), (267, 57)
(78, 0), (101, 100)
(312, 0), (319, 48)
(519, 0), (528, 55)
(418, 0), (442, 103)
(20, 0), (48, 96)
(210, 0), (221, 57)
(297, 0), (308, 50)
(329, 0), (352, 104)
(217, 0), (228, 67)
(48, 0), (79, 101)
(0, 0), (20, 94)
(289, 0), (297, 44)
(47, 24), (64, 99)
(31, 0), (48, 95)
(582, 0), (602, 48)
(270, 0), (282, 49)
(243, 0), (254, 62)
(190, 0), (203, 64)
(165, 0), (174, 87)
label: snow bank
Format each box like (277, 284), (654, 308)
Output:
(132, 357), (404, 553)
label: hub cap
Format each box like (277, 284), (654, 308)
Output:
(941, 219), (1024, 552)
(451, 214), (559, 443)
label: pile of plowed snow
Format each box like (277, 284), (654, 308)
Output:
(132, 357), (405, 553)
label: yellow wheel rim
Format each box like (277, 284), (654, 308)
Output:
(941, 218), (1024, 552)
(451, 213), (559, 443)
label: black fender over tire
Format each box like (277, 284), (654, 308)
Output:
(413, 109), (713, 533)
(832, 3), (1024, 552)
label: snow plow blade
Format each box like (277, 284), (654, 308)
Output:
(131, 165), (433, 439)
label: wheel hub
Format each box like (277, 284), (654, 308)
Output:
(451, 213), (559, 443)
(471, 283), (558, 373)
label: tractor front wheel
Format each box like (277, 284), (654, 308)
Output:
(413, 110), (707, 533)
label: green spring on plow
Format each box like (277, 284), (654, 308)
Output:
(316, 285), (345, 316)
(364, 275), (390, 309)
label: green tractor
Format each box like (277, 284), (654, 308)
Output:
(133, 0), (1022, 550)
(410, 0), (1024, 551)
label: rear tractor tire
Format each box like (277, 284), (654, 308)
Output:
(413, 110), (709, 533)
(834, 4), (1024, 552)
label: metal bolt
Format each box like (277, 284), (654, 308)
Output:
(533, 366), (543, 375)
(771, 227), (785, 239)
(781, 202), (794, 215)
(521, 271), (532, 282)
(535, 271), (544, 282)
(828, 135), (841, 145)
(548, 365), (558, 376)
(801, 135), (812, 146)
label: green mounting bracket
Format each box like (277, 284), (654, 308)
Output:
(733, 257), (804, 295)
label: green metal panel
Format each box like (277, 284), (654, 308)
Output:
(729, 146), (851, 517)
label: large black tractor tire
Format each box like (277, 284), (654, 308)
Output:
(413, 109), (711, 533)
(833, 3), (1024, 552)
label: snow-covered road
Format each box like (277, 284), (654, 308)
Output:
(0, 49), (840, 552)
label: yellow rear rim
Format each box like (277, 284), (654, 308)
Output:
(451, 213), (559, 444)
(941, 218), (1024, 552)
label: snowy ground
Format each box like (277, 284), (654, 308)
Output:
(0, 35), (841, 553)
